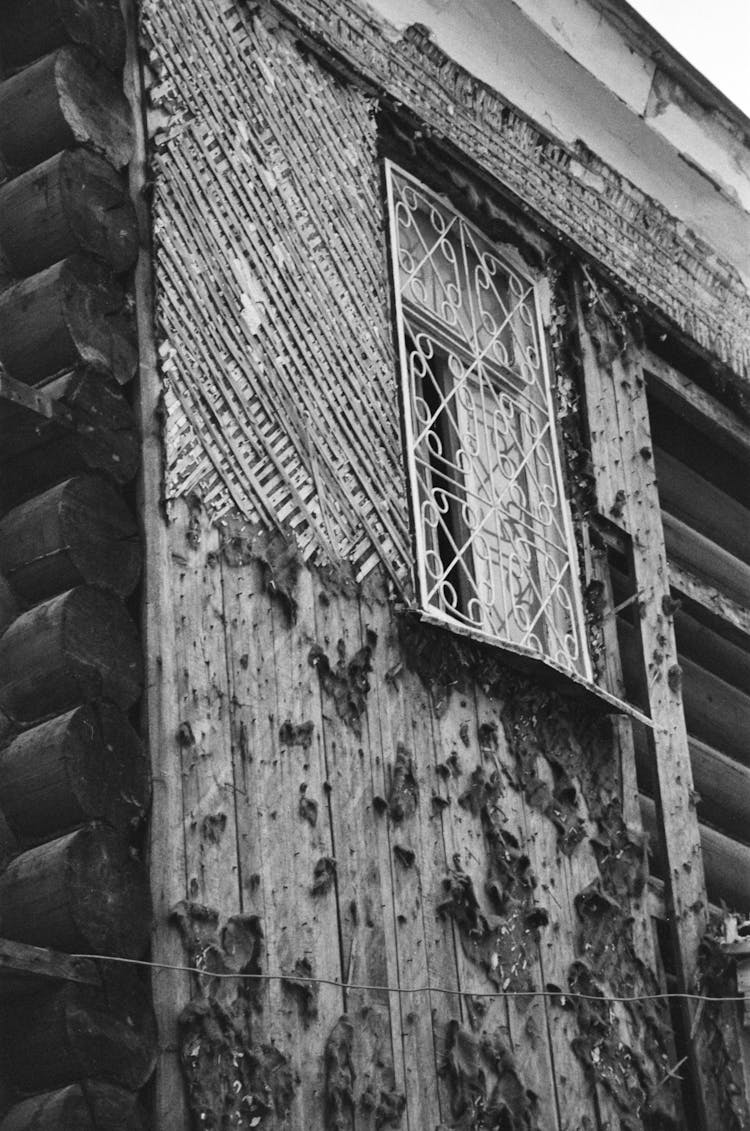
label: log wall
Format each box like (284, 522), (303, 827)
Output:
(0, 0), (155, 1125)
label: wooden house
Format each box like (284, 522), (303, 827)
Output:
(0, 0), (748, 1127)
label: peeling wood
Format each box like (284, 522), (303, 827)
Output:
(141, 0), (410, 583)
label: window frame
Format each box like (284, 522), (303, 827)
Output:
(384, 159), (594, 685)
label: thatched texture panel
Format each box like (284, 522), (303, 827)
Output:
(141, 0), (411, 584)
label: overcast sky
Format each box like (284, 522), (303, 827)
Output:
(628, 0), (750, 117)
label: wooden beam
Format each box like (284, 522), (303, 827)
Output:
(644, 350), (750, 465)
(619, 619), (750, 766)
(635, 728), (750, 845)
(0, 702), (149, 840)
(0, 1083), (148, 1131)
(0, 586), (143, 722)
(0, 46), (133, 173)
(0, 824), (151, 957)
(123, 1), (191, 1125)
(0, 475), (142, 602)
(0, 149), (138, 277)
(673, 605), (750, 695)
(641, 795), (750, 913)
(680, 654), (750, 767)
(0, 368), (139, 499)
(0, 361), (75, 432)
(663, 512), (750, 610)
(0, 256), (137, 386)
(669, 558), (750, 640)
(655, 446), (749, 565)
(0, 0), (126, 71)
(2, 972), (157, 1093)
(0, 937), (99, 1000)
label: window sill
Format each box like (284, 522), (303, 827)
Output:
(417, 609), (654, 729)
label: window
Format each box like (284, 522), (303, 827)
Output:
(385, 163), (590, 678)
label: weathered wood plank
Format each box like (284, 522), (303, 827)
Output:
(0, 937), (99, 998)
(644, 351), (750, 465)
(473, 687), (562, 1131)
(0, 256), (137, 387)
(662, 511), (750, 610)
(619, 619), (750, 766)
(654, 446), (749, 565)
(0, 46), (133, 172)
(225, 553), (342, 1129)
(0, 475), (142, 602)
(635, 728), (750, 846)
(0, 149), (138, 277)
(363, 585), (448, 1128)
(673, 606), (750, 693)
(527, 757), (602, 1131)
(640, 795), (750, 912)
(577, 287), (710, 1127)
(668, 559), (750, 639)
(172, 504), (239, 916)
(308, 576), (392, 1131)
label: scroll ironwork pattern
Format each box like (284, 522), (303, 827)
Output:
(387, 164), (590, 677)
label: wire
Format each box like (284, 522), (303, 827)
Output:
(70, 953), (742, 1006)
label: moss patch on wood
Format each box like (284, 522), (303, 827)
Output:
(171, 901), (295, 1129)
(440, 1019), (540, 1129)
(325, 1008), (406, 1129)
(309, 630), (376, 733)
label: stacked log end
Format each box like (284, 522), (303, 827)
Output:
(0, 1), (154, 1125)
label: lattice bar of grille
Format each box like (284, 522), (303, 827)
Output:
(386, 164), (591, 677)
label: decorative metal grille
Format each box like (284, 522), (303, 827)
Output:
(386, 164), (590, 677)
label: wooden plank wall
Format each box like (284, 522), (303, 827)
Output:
(152, 500), (686, 1131)
(139, 3), (701, 1128)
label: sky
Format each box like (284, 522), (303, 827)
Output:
(628, 0), (750, 117)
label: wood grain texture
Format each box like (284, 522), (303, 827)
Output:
(0, 370), (139, 501)
(0, 586), (142, 722)
(0, 46), (133, 172)
(0, 149), (138, 277)
(577, 281), (712, 1128)
(0, 256), (137, 386)
(0, 474), (141, 602)
(0, 824), (151, 956)
(0, 701), (148, 839)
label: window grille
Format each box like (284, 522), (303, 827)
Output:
(385, 163), (590, 678)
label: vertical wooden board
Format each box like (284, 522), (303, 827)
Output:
(223, 558), (343, 1129)
(362, 589), (456, 1129)
(427, 686), (518, 1119)
(173, 503), (239, 915)
(524, 756), (601, 1131)
(573, 281), (622, 526)
(471, 687), (561, 1131)
(309, 579), (395, 1129)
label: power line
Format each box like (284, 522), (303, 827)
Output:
(71, 953), (740, 1006)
